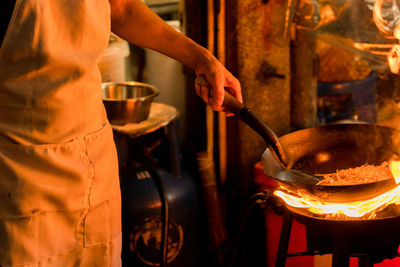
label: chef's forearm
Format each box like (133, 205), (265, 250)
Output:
(109, 0), (213, 72)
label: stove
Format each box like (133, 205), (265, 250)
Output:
(253, 162), (400, 267)
(275, 203), (400, 267)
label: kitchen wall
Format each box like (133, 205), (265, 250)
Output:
(226, 0), (291, 200)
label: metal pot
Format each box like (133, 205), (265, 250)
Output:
(102, 81), (159, 125)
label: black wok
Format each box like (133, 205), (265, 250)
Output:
(262, 123), (400, 202)
(222, 93), (400, 203)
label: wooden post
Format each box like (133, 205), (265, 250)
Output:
(290, 28), (318, 130)
(217, 0), (228, 187)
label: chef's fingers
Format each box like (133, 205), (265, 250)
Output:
(195, 82), (202, 99)
(195, 75), (233, 115)
(203, 86), (225, 112)
(195, 83), (211, 106)
(198, 71), (242, 109)
(208, 75), (235, 115)
(208, 69), (243, 106)
(223, 74), (243, 104)
(207, 72), (225, 110)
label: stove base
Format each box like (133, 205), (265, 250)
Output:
(276, 206), (400, 267)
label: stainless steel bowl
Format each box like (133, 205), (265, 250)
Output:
(102, 81), (159, 125)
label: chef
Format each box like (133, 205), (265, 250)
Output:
(0, 0), (242, 266)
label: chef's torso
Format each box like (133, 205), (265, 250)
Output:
(0, 1), (122, 266)
(0, 0), (110, 145)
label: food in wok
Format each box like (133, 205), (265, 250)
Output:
(316, 161), (394, 186)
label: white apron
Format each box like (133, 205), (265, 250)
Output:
(0, 0), (122, 266)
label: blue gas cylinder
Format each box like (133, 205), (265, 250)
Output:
(113, 113), (203, 267)
(119, 164), (201, 267)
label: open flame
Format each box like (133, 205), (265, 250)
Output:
(390, 159), (400, 183)
(274, 159), (400, 219)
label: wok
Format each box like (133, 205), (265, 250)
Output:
(222, 93), (400, 203)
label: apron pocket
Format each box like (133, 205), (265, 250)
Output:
(0, 210), (80, 266)
(0, 137), (90, 216)
(84, 195), (121, 247)
(84, 200), (110, 247)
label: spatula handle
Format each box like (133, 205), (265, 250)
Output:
(235, 107), (288, 167)
(195, 75), (288, 166)
(221, 91), (244, 114)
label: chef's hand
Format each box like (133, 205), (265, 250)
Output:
(194, 57), (242, 114)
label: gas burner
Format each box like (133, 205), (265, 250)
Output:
(273, 184), (400, 220)
(273, 196), (400, 267)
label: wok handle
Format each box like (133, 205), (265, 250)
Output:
(224, 93), (288, 167)
(195, 75), (288, 166)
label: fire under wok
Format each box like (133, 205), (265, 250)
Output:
(222, 93), (400, 203)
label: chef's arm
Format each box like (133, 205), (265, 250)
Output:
(108, 0), (242, 110)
